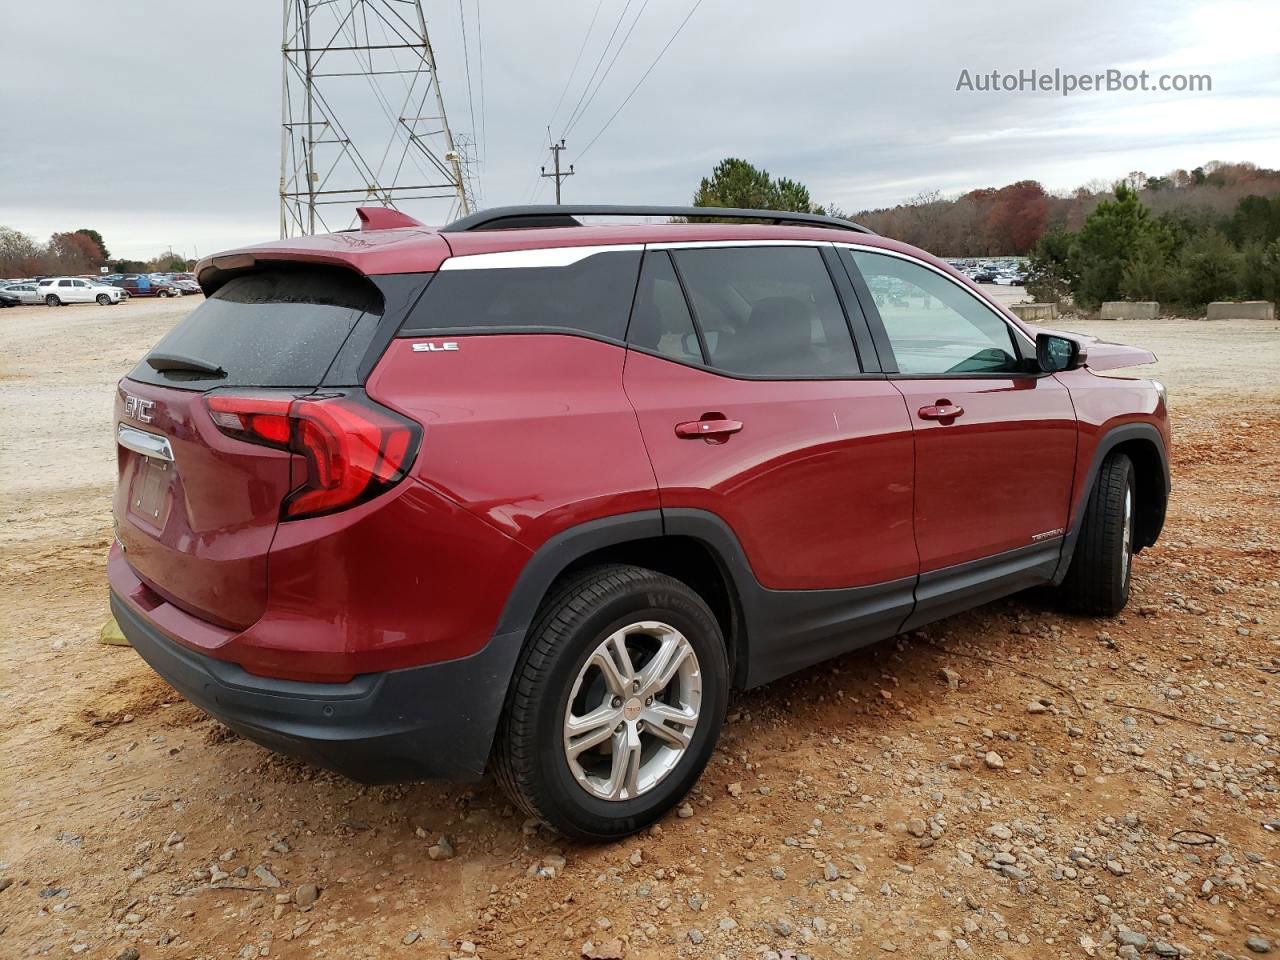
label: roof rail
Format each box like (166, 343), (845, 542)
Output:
(440, 204), (874, 235)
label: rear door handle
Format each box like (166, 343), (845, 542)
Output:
(917, 402), (965, 421)
(675, 418), (744, 440)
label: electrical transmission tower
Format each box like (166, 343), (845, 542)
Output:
(280, 0), (472, 237)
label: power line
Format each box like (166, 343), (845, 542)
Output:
(548, 0), (605, 133)
(476, 0), (486, 165)
(521, 1), (603, 206)
(526, 146), (553, 202)
(457, 0), (478, 150)
(575, 0), (705, 161)
(564, 0), (651, 138)
(561, 0), (634, 137)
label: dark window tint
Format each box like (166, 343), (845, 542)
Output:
(400, 249), (642, 341)
(128, 267), (383, 390)
(671, 246), (859, 377)
(628, 251), (701, 363)
(847, 250), (1022, 375)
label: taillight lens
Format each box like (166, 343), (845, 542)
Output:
(205, 392), (421, 520)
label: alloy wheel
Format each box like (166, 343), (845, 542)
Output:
(563, 621), (702, 802)
(1120, 485), (1133, 583)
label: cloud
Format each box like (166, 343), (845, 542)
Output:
(1, 0), (1276, 259)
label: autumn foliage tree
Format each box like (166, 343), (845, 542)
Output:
(985, 181), (1049, 254)
(46, 231), (107, 275)
(0, 226), (43, 277)
(0, 225), (112, 277)
(854, 160), (1280, 256)
(75, 228), (111, 261)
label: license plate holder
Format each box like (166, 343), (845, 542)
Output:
(129, 457), (171, 525)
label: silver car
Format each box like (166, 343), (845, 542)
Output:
(1, 282), (44, 305)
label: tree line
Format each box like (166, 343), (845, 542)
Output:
(1026, 183), (1280, 309)
(692, 158), (1280, 308)
(0, 225), (193, 278)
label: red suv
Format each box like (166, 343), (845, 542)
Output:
(109, 204), (1169, 839)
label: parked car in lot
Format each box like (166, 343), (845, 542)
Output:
(113, 276), (180, 298)
(169, 277), (202, 295)
(37, 276), (124, 305)
(993, 271), (1028, 285)
(1, 281), (44, 305)
(108, 203), (1170, 840)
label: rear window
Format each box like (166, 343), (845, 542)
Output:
(128, 268), (383, 390)
(398, 249), (642, 341)
(671, 246), (861, 378)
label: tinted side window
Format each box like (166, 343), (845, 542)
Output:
(627, 251), (701, 363)
(400, 249), (642, 341)
(671, 247), (859, 377)
(847, 251), (1022, 375)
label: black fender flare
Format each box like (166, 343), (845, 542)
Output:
(1054, 422), (1169, 582)
(491, 510), (664, 639)
(490, 510), (754, 690)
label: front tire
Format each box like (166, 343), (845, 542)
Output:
(96, 294), (111, 305)
(45, 295), (60, 306)
(1058, 452), (1136, 616)
(158, 290), (170, 298)
(494, 564), (728, 841)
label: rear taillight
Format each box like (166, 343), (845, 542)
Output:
(205, 392), (421, 520)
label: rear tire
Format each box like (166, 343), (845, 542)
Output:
(1057, 452), (1136, 616)
(494, 564), (728, 841)
(45, 295), (60, 306)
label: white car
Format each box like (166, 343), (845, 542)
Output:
(36, 277), (124, 306)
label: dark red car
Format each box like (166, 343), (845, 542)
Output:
(114, 276), (181, 298)
(108, 204), (1169, 839)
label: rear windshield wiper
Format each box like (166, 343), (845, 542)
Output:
(146, 353), (226, 378)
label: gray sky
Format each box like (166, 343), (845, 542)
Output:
(3, 0), (1278, 260)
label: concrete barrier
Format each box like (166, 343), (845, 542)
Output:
(1205, 300), (1275, 321)
(1100, 301), (1159, 320)
(1008, 302), (1059, 323)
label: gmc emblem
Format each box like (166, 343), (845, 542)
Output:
(124, 394), (155, 423)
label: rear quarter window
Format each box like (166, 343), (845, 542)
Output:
(127, 267), (384, 390)
(398, 248), (642, 341)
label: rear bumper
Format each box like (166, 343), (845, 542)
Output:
(111, 590), (522, 783)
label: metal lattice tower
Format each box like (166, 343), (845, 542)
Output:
(280, 0), (472, 237)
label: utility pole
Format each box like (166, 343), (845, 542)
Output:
(540, 137), (574, 205)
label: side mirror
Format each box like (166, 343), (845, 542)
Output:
(1036, 332), (1086, 372)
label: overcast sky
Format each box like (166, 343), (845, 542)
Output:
(3, 0), (1278, 260)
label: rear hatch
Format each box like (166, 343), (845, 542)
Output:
(113, 265), (399, 630)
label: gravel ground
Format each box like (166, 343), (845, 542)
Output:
(1, 296), (1278, 959)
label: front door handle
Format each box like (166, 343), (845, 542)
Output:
(675, 417), (744, 440)
(918, 402), (965, 421)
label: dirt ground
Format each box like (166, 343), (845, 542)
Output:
(2, 297), (1278, 960)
